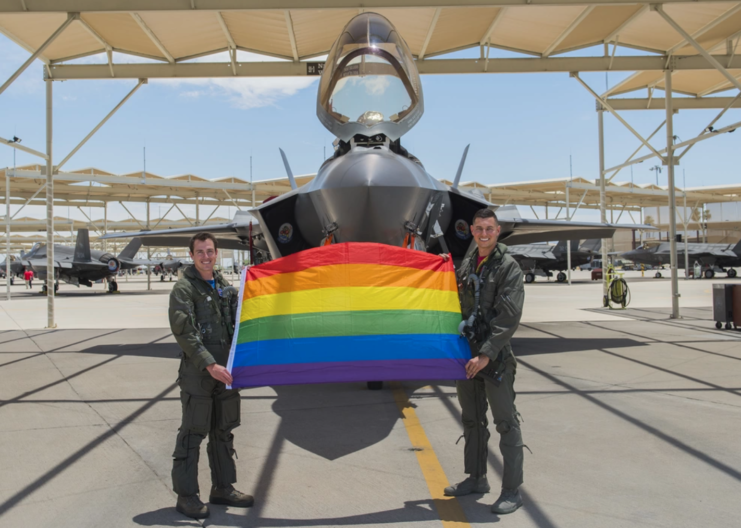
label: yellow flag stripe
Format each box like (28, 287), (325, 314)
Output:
(241, 286), (460, 322)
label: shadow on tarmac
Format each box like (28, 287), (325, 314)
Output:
(133, 499), (455, 527)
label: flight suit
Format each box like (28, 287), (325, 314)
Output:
(169, 265), (240, 497)
(456, 242), (526, 490)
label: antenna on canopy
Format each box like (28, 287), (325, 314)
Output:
(279, 148), (298, 190)
(451, 144), (470, 190)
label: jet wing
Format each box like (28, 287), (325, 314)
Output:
(101, 213), (264, 251)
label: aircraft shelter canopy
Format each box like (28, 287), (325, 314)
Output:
(0, 1), (740, 98)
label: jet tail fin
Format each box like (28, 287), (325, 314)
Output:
(118, 238), (143, 261)
(74, 229), (92, 262)
(279, 148), (298, 190)
(581, 239), (601, 252)
(451, 144), (470, 190)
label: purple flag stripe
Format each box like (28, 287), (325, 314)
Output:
(231, 358), (467, 387)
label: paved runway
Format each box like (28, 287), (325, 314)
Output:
(1, 274), (740, 527)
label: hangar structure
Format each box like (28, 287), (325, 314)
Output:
(2, 1), (741, 326)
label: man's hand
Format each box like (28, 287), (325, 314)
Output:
(439, 253), (450, 262)
(206, 363), (233, 385)
(465, 354), (490, 379)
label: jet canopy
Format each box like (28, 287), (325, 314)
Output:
(317, 13), (424, 141)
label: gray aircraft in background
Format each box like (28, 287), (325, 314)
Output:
(21, 229), (147, 293)
(510, 239), (602, 283)
(103, 13), (647, 262)
(621, 240), (741, 279)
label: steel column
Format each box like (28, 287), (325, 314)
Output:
(5, 150), (10, 301)
(45, 79), (55, 328)
(566, 184), (572, 285)
(146, 200), (151, 291)
(598, 110), (608, 301)
(665, 70), (680, 319)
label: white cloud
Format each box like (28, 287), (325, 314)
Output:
(154, 76), (318, 109)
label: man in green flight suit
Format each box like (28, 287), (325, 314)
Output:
(444, 208), (527, 515)
(169, 232), (253, 519)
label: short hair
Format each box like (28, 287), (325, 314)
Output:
(472, 208), (498, 224)
(189, 232), (218, 253)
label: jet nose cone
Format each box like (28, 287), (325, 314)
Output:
(317, 12), (424, 141)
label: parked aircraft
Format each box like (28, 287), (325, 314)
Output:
(22, 229), (144, 293)
(510, 239), (602, 283)
(621, 240), (741, 278)
(103, 13), (648, 263)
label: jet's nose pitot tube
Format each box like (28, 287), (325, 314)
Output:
(316, 13), (424, 141)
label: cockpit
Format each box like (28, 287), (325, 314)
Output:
(316, 13), (424, 141)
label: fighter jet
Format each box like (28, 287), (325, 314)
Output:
(0, 255), (24, 284)
(621, 239), (741, 279)
(510, 239), (601, 283)
(22, 229), (145, 293)
(103, 13), (646, 262)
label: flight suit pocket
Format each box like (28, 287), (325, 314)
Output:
(218, 392), (241, 432)
(182, 393), (212, 435)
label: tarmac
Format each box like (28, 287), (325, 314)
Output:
(1, 270), (740, 528)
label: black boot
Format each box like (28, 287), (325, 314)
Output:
(210, 484), (254, 508)
(176, 495), (210, 519)
(491, 488), (523, 515)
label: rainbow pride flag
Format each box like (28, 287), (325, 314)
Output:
(227, 242), (470, 388)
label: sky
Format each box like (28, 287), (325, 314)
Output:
(1, 32), (739, 227)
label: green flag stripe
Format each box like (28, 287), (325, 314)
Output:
(237, 310), (462, 344)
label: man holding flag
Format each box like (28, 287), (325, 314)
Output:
(444, 208), (527, 515)
(168, 232), (253, 519)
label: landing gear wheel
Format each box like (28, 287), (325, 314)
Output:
(655, 272), (662, 279)
(556, 272), (566, 282)
(525, 273), (535, 284)
(367, 381), (383, 391)
(728, 269), (737, 278)
(54, 283), (59, 293)
(160, 274), (165, 282)
(169, 275), (173, 282)
(726, 322), (733, 330)
(41, 284), (47, 295)
(716, 321), (723, 329)
(10, 277), (14, 285)
(603, 295), (609, 308)
(108, 280), (118, 294)
(704, 269), (715, 279)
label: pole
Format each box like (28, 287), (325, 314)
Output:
(146, 200), (151, 291)
(5, 150), (11, 301)
(665, 70), (680, 319)
(46, 80), (55, 328)
(598, 109), (608, 301)
(103, 202), (108, 253)
(566, 184), (572, 285)
(683, 170), (689, 278)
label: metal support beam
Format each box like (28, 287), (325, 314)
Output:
(76, 206), (101, 233)
(152, 203), (176, 229)
(45, 79), (55, 328)
(146, 200), (151, 291)
(543, 6), (594, 57)
(418, 8), (441, 60)
(606, 120), (665, 182)
(676, 92), (741, 160)
(119, 201), (145, 228)
(5, 151), (10, 301)
(604, 5), (648, 44)
(0, 135), (49, 160)
(598, 110), (608, 300)
(45, 55), (741, 80)
(607, 97), (741, 110)
(566, 185), (572, 285)
(283, 10), (299, 61)
(131, 13), (175, 63)
(56, 79), (146, 172)
(0, 13), (77, 96)
(664, 69), (680, 319)
(480, 7), (507, 45)
(655, 5), (741, 92)
(572, 72), (665, 160)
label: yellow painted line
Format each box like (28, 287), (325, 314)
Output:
(391, 382), (470, 528)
